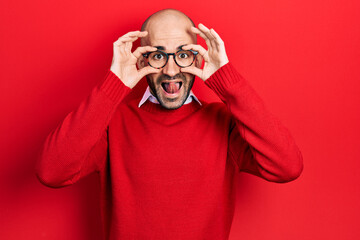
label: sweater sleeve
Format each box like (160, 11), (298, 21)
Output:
(36, 70), (132, 188)
(205, 63), (303, 183)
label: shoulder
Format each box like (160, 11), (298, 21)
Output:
(199, 98), (227, 112)
(198, 99), (232, 121)
(116, 97), (141, 113)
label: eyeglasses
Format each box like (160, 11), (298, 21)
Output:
(142, 48), (198, 69)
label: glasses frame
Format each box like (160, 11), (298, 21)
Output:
(142, 48), (199, 69)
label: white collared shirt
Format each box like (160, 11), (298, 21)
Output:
(138, 86), (202, 108)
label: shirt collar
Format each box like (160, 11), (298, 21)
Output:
(138, 86), (202, 108)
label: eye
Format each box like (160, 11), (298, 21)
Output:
(152, 53), (164, 61)
(178, 52), (190, 59)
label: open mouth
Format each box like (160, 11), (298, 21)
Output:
(161, 81), (183, 94)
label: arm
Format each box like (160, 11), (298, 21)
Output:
(36, 31), (160, 188)
(182, 23), (303, 183)
(36, 70), (131, 188)
(205, 63), (303, 182)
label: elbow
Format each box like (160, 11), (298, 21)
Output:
(36, 169), (73, 189)
(258, 148), (304, 183)
(273, 149), (304, 183)
(278, 162), (303, 183)
(35, 147), (78, 188)
(35, 157), (75, 189)
(35, 171), (56, 188)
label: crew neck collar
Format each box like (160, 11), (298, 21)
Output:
(138, 96), (203, 115)
(138, 86), (202, 108)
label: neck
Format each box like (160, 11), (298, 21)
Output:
(139, 99), (202, 115)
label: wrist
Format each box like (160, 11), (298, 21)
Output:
(219, 58), (229, 68)
(109, 67), (134, 89)
(203, 60), (230, 81)
(110, 65), (120, 78)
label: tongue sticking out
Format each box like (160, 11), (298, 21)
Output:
(163, 82), (180, 94)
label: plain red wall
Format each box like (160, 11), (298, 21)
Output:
(1, 0), (359, 239)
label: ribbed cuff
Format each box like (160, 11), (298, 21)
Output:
(97, 69), (132, 104)
(204, 62), (245, 100)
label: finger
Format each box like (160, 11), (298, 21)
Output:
(198, 23), (216, 48)
(180, 65), (203, 79)
(123, 30), (148, 38)
(198, 23), (215, 41)
(114, 31), (148, 46)
(118, 43), (126, 56)
(209, 28), (224, 44)
(209, 28), (224, 51)
(125, 41), (132, 53)
(191, 26), (212, 48)
(182, 44), (210, 62)
(138, 66), (161, 79)
(132, 46), (158, 59)
(114, 36), (139, 47)
(115, 40), (128, 55)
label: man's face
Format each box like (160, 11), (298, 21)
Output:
(140, 17), (199, 110)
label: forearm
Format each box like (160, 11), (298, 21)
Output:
(36, 70), (131, 187)
(205, 62), (303, 182)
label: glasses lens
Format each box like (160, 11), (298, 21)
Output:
(148, 51), (167, 68)
(175, 50), (195, 67)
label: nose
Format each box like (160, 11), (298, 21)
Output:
(162, 55), (180, 77)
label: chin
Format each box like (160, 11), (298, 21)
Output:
(146, 74), (195, 110)
(156, 87), (189, 110)
(159, 100), (186, 110)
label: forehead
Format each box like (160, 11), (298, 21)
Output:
(146, 17), (195, 51)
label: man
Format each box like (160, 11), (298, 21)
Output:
(36, 8), (303, 240)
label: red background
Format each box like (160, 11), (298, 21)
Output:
(1, 0), (359, 239)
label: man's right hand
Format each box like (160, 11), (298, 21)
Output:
(110, 31), (160, 89)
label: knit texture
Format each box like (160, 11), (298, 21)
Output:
(36, 62), (303, 240)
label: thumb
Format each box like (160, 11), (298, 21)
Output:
(180, 66), (203, 80)
(138, 66), (161, 79)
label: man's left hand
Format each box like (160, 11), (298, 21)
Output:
(181, 23), (229, 81)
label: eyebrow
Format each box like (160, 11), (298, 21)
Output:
(154, 45), (186, 51)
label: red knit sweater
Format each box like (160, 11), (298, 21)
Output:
(36, 62), (303, 240)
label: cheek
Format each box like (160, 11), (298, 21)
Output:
(183, 73), (195, 85)
(147, 73), (160, 86)
(146, 75), (156, 90)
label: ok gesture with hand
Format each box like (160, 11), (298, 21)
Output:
(181, 23), (229, 81)
(110, 31), (161, 88)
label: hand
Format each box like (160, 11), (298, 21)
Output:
(181, 23), (229, 81)
(110, 31), (161, 88)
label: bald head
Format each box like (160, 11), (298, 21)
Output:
(140, 9), (197, 46)
(141, 9), (195, 32)
(137, 9), (201, 110)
